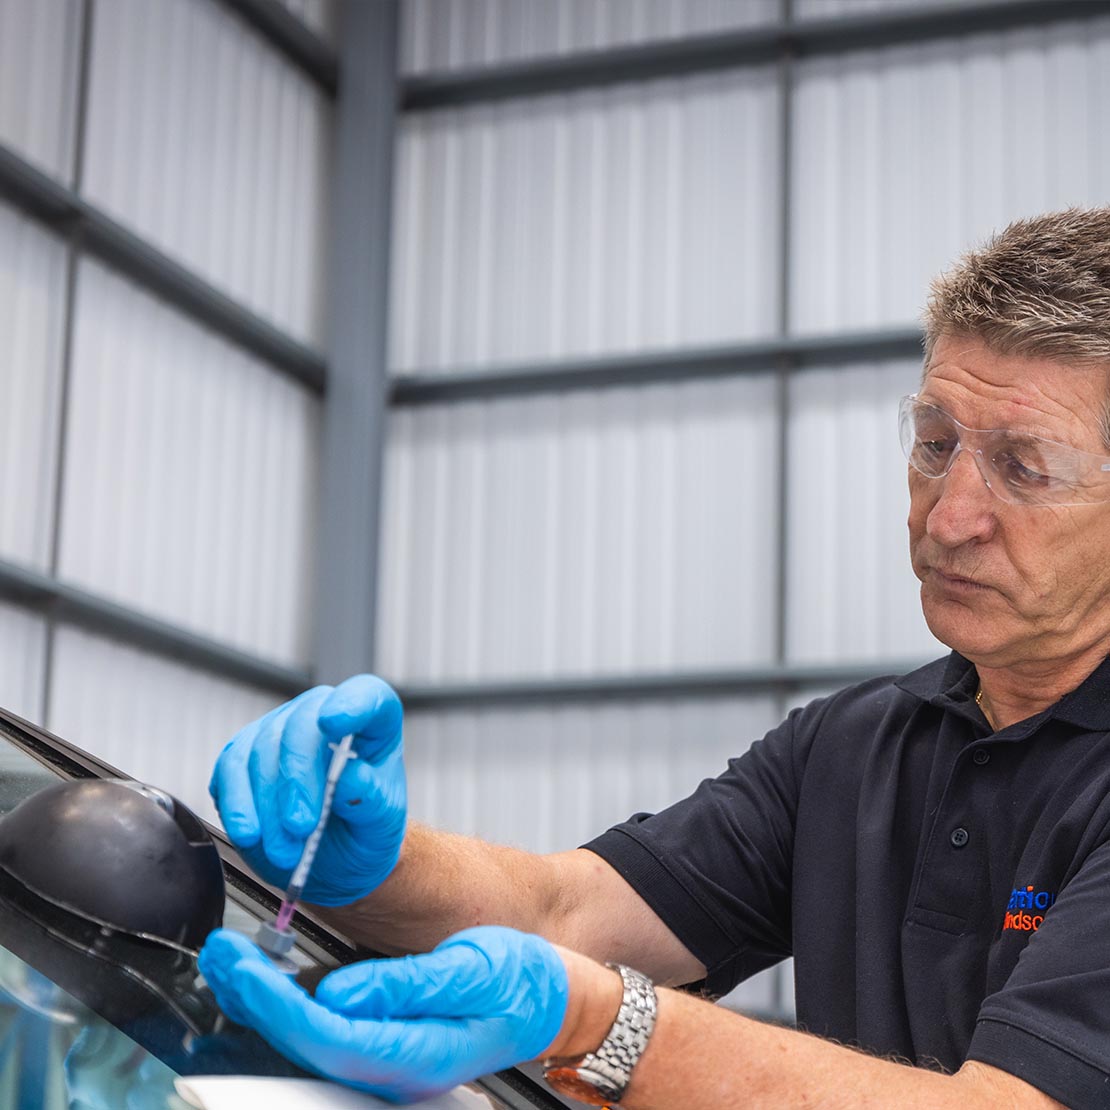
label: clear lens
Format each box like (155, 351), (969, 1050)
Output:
(899, 398), (958, 478)
(898, 395), (1110, 507)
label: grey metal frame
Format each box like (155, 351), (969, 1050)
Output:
(40, 0), (96, 727)
(313, 0), (399, 682)
(390, 328), (923, 404)
(395, 658), (930, 711)
(400, 0), (1107, 109)
(772, 0), (795, 688)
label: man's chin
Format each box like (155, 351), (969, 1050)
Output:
(920, 597), (1009, 660)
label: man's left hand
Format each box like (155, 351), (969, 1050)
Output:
(198, 925), (569, 1103)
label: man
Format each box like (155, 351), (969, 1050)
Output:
(201, 208), (1110, 1107)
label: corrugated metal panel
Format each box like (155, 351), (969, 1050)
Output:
(390, 67), (781, 372)
(377, 375), (779, 682)
(0, 204), (67, 571)
(0, 602), (47, 725)
(275, 0), (335, 41)
(785, 361), (943, 663)
(790, 18), (1110, 334)
(0, 0), (80, 181)
(399, 0), (779, 73)
(47, 625), (278, 824)
(405, 693), (779, 852)
(83, 0), (333, 344)
(58, 259), (321, 667)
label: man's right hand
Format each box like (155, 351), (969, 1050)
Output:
(208, 674), (406, 907)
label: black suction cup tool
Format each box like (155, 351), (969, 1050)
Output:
(0, 779), (224, 951)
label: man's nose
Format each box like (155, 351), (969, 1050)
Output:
(924, 447), (998, 546)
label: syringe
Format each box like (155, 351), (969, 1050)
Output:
(255, 733), (355, 968)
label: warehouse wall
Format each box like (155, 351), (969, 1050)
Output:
(378, 1), (1110, 1017)
(0, 0), (332, 819)
(384, 2), (1110, 836)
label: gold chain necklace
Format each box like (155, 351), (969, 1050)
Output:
(976, 685), (994, 729)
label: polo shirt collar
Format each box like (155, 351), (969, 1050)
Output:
(1053, 652), (1110, 729)
(894, 652), (974, 704)
(895, 650), (1110, 732)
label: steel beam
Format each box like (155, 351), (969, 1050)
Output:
(0, 143), (327, 392)
(402, 0), (1107, 109)
(390, 328), (923, 404)
(312, 0), (399, 681)
(0, 560), (310, 697)
(396, 659), (930, 711)
(217, 0), (338, 96)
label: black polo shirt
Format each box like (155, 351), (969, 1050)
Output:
(584, 651), (1110, 1107)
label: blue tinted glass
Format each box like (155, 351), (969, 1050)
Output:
(0, 945), (185, 1109)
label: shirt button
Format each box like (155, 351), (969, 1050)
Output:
(972, 749), (990, 766)
(950, 827), (969, 848)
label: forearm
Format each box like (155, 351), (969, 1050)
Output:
(310, 823), (562, 956)
(625, 993), (1057, 1108)
(545, 957), (1063, 1109)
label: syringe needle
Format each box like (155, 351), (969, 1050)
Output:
(255, 733), (356, 967)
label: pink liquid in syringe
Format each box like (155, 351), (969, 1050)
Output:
(275, 900), (296, 932)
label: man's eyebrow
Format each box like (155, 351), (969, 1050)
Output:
(919, 395), (1090, 448)
(1002, 427), (1060, 445)
(997, 422), (1103, 454)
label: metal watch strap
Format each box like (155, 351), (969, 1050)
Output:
(543, 963), (658, 1104)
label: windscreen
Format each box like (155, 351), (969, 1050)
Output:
(0, 731), (519, 1109)
(0, 941), (187, 1109)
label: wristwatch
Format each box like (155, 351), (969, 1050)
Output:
(542, 963), (658, 1106)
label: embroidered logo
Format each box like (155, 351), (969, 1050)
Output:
(1002, 885), (1057, 933)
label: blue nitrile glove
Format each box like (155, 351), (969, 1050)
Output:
(198, 925), (569, 1104)
(209, 675), (406, 906)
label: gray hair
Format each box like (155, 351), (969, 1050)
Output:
(922, 207), (1110, 445)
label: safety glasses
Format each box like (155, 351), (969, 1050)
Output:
(898, 394), (1110, 507)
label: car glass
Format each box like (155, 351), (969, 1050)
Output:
(0, 741), (63, 819)
(0, 728), (522, 1109)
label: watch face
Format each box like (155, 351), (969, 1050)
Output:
(543, 1065), (618, 1106)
